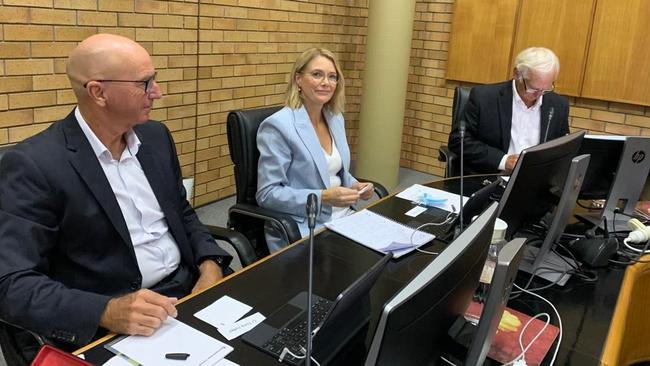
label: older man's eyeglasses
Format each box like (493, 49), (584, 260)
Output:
(522, 77), (554, 95)
(301, 70), (339, 84)
(84, 72), (157, 93)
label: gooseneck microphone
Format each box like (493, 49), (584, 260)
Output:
(459, 121), (466, 231)
(305, 193), (318, 366)
(307, 193), (318, 229)
(543, 107), (554, 143)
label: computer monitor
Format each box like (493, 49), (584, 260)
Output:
(579, 136), (650, 231)
(577, 135), (625, 200)
(497, 131), (586, 240)
(364, 202), (498, 366)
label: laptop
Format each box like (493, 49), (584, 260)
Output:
(242, 253), (392, 365)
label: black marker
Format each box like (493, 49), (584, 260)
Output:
(165, 353), (190, 361)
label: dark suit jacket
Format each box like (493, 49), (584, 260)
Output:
(0, 110), (231, 347)
(448, 80), (570, 174)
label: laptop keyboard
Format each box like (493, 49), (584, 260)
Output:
(262, 296), (332, 365)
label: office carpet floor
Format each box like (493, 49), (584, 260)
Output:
(0, 168), (437, 365)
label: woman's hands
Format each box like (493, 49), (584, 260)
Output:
(321, 186), (359, 207)
(352, 182), (374, 200)
(322, 182), (374, 207)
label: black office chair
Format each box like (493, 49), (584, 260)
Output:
(0, 145), (45, 365)
(438, 86), (471, 178)
(0, 145), (9, 164)
(0, 144), (253, 366)
(227, 106), (389, 265)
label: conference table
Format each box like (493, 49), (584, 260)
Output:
(77, 175), (625, 365)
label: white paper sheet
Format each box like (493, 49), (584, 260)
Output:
(195, 295), (252, 328)
(217, 312), (266, 341)
(102, 355), (132, 366)
(215, 359), (239, 366)
(325, 209), (435, 258)
(405, 205), (427, 217)
(108, 317), (233, 366)
(396, 184), (469, 213)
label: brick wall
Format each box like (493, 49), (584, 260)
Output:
(0, 0), (368, 206)
(402, 0), (650, 178)
(2, 0), (649, 205)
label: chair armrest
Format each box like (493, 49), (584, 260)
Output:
(229, 203), (302, 244)
(356, 178), (389, 198)
(439, 145), (459, 178)
(204, 225), (257, 268)
(439, 145), (451, 162)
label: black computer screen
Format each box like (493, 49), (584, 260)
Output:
(364, 202), (498, 366)
(577, 135), (625, 200)
(498, 131), (586, 239)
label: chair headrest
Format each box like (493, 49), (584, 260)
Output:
(0, 145), (12, 166)
(227, 106), (283, 204)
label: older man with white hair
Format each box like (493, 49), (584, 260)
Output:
(448, 47), (570, 174)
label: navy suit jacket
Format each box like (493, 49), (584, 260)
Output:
(0, 110), (230, 346)
(448, 81), (570, 173)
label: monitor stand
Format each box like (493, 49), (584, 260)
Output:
(518, 154), (590, 286)
(576, 136), (650, 232)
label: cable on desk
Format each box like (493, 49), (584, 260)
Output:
(510, 284), (563, 366)
(409, 211), (457, 256)
(278, 347), (321, 366)
(610, 238), (650, 266)
(502, 312), (551, 366)
(509, 266), (571, 299)
(575, 200), (596, 210)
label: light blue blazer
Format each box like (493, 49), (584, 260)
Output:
(256, 105), (357, 239)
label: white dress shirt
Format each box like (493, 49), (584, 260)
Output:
(75, 107), (181, 288)
(498, 80), (543, 170)
(323, 138), (354, 220)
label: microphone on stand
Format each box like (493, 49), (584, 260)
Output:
(542, 107), (554, 143)
(459, 120), (466, 232)
(305, 193), (318, 366)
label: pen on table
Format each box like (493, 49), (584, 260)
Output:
(165, 353), (190, 360)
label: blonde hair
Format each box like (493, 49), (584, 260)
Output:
(284, 47), (345, 115)
(514, 47), (560, 79)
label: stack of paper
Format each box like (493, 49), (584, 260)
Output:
(106, 318), (233, 366)
(325, 209), (435, 258)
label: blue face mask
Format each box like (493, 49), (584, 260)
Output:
(418, 193), (447, 207)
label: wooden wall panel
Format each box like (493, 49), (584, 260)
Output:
(582, 0), (650, 106)
(512, 0), (595, 96)
(446, 0), (518, 84)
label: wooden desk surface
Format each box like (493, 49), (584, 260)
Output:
(78, 175), (624, 365)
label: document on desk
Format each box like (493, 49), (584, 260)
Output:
(195, 295), (253, 329)
(106, 317), (233, 366)
(396, 184), (469, 213)
(103, 355), (239, 366)
(325, 209), (435, 258)
(195, 295), (265, 340)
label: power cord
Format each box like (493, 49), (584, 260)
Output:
(509, 284), (563, 366)
(278, 346), (321, 366)
(409, 211), (457, 256)
(502, 313), (551, 366)
(439, 355), (457, 366)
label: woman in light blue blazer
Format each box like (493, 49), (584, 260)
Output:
(256, 48), (373, 251)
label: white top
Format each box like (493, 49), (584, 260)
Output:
(323, 138), (354, 220)
(75, 107), (181, 288)
(498, 80), (543, 170)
